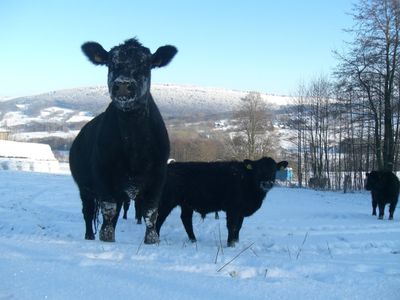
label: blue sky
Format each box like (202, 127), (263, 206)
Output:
(1, 0), (354, 98)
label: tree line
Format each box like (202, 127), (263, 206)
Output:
(287, 0), (400, 190)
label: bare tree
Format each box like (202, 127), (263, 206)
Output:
(232, 92), (275, 160)
(335, 0), (400, 171)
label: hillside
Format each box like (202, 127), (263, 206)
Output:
(0, 84), (291, 127)
(0, 170), (399, 299)
(0, 85), (293, 156)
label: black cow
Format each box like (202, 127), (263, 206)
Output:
(69, 38), (177, 244)
(365, 171), (399, 220)
(155, 157), (288, 247)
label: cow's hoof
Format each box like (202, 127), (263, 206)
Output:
(190, 238), (197, 243)
(378, 215), (384, 220)
(144, 228), (159, 244)
(372, 212), (376, 216)
(389, 216), (394, 220)
(85, 233), (95, 240)
(136, 219), (142, 225)
(227, 240), (237, 247)
(100, 225), (115, 242)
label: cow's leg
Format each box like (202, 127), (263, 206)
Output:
(181, 205), (196, 242)
(80, 190), (96, 240)
(141, 190), (162, 244)
(135, 197), (142, 224)
(99, 201), (118, 242)
(377, 201), (385, 220)
(123, 197), (130, 220)
(233, 215), (244, 242)
(143, 207), (159, 244)
(155, 201), (175, 238)
(388, 200), (397, 220)
(226, 212), (242, 247)
(112, 201), (123, 228)
(142, 167), (170, 244)
(372, 196), (377, 216)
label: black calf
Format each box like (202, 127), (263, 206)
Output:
(156, 157), (288, 247)
(69, 37), (177, 244)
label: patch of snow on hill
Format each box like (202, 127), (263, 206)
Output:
(66, 112), (93, 123)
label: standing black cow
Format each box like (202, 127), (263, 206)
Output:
(365, 171), (399, 220)
(156, 157), (288, 247)
(69, 38), (177, 244)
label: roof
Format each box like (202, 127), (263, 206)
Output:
(0, 140), (57, 161)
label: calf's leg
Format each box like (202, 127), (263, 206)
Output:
(135, 198), (142, 224)
(180, 205), (196, 242)
(389, 199), (397, 220)
(80, 190), (96, 240)
(372, 197), (377, 216)
(141, 189), (162, 244)
(226, 212), (244, 247)
(377, 202), (385, 220)
(123, 198), (130, 220)
(99, 201), (117, 242)
(155, 201), (176, 238)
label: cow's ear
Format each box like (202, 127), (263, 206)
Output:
(81, 42), (109, 65)
(152, 45), (177, 68)
(244, 159), (253, 170)
(277, 161), (288, 170)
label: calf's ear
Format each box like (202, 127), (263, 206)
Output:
(81, 42), (109, 65)
(152, 45), (178, 68)
(277, 161), (288, 170)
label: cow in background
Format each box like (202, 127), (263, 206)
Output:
(69, 37), (177, 244)
(365, 171), (399, 220)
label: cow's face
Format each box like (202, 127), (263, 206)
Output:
(245, 157), (288, 193)
(365, 171), (381, 191)
(81, 38), (177, 111)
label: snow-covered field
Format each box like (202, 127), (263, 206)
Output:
(0, 170), (399, 299)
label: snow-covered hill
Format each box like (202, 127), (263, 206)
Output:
(1, 170), (399, 299)
(0, 84), (291, 128)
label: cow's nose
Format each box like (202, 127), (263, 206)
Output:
(113, 82), (136, 98)
(260, 181), (274, 191)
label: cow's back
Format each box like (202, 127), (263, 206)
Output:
(168, 161), (247, 213)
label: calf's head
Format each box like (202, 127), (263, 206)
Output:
(245, 157), (288, 192)
(81, 38), (177, 111)
(365, 171), (381, 191)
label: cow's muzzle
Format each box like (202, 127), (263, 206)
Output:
(112, 81), (137, 99)
(260, 180), (274, 192)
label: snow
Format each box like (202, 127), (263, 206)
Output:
(0, 170), (399, 299)
(12, 130), (79, 141)
(0, 140), (60, 173)
(0, 140), (56, 161)
(66, 113), (93, 123)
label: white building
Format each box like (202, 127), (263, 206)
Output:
(0, 140), (60, 173)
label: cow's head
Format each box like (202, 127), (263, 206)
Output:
(244, 157), (288, 193)
(365, 171), (382, 191)
(81, 38), (177, 111)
